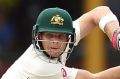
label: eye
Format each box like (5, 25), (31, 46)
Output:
(58, 33), (68, 41)
(46, 33), (53, 38)
(59, 34), (67, 38)
(43, 33), (53, 39)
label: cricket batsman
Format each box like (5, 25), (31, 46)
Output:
(1, 6), (120, 79)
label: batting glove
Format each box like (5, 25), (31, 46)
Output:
(112, 29), (120, 50)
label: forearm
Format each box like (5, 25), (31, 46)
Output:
(79, 6), (116, 39)
(91, 6), (120, 39)
(92, 6), (120, 43)
(104, 21), (120, 41)
(94, 66), (120, 79)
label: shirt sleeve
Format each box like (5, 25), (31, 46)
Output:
(64, 66), (78, 79)
(72, 18), (81, 46)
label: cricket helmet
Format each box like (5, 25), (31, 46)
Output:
(32, 7), (76, 63)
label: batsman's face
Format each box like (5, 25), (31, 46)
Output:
(38, 32), (68, 58)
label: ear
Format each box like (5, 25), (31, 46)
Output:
(38, 32), (42, 40)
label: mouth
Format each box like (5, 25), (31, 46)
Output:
(50, 48), (60, 52)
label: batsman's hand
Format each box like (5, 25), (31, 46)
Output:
(112, 28), (120, 50)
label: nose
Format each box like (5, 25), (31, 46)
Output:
(49, 42), (60, 49)
(49, 39), (61, 47)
